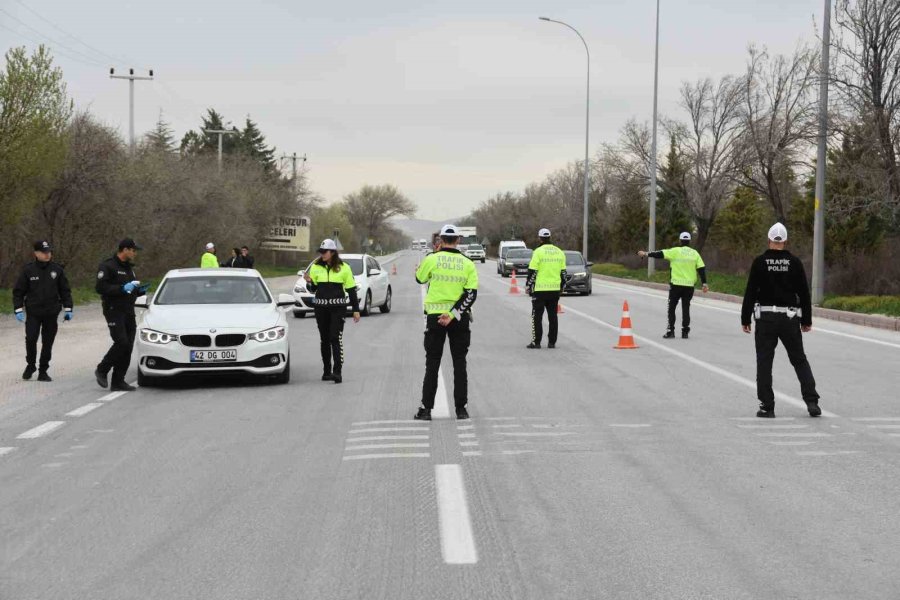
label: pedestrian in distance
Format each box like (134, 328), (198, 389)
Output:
(414, 224), (478, 421)
(200, 242), (219, 268)
(12, 240), (74, 382)
(94, 239), (148, 392)
(221, 247), (242, 268)
(240, 246), (255, 268)
(637, 232), (708, 339)
(741, 223), (821, 418)
(525, 228), (567, 349)
(304, 239), (361, 384)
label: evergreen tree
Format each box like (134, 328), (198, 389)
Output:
(143, 111), (176, 153)
(237, 116), (276, 173)
(656, 135), (693, 246)
(179, 108), (237, 156)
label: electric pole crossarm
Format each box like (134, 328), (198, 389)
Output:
(109, 68), (154, 155)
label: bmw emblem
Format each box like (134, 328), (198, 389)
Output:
(209, 328), (217, 333)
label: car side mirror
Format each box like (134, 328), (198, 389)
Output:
(276, 293), (296, 307)
(135, 294), (150, 308)
(368, 269), (381, 276)
(297, 270), (304, 276)
(586, 262), (594, 268)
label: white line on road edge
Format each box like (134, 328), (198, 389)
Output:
(344, 443), (431, 451)
(853, 417), (900, 421)
(351, 420), (422, 426)
(17, 421), (65, 439)
(349, 427), (431, 433)
(769, 441), (815, 446)
(561, 304), (840, 418)
(736, 424), (808, 429)
(342, 453), (430, 461)
(608, 423), (653, 428)
(0, 447), (15, 456)
(66, 403), (104, 417)
(98, 391), (126, 402)
(496, 431), (577, 437)
(435, 464), (478, 565)
(756, 432), (832, 438)
(346, 435), (430, 442)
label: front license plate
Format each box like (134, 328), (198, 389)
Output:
(190, 349), (237, 363)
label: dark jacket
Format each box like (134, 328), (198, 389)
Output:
(95, 255), (138, 315)
(242, 254), (255, 268)
(13, 261), (73, 316)
(741, 249), (812, 327)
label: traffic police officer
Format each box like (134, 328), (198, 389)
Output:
(525, 228), (567, 349)
(414, 224), (478, 420)
(94, 238), (146, 392)
(741, 223), (821, 418)
(201, 243), (218, 268)
(12, 240), (74, 381)
(304, 239), (361, 384)
(638, 232), (708, 338)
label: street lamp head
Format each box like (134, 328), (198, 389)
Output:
(109, 67), (115, 75)
(539, 16), (551, 21)
(149, 69), (154, 77)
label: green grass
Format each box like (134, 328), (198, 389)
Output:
(0, 264), (298, 314)
(591, 262), (900, 318)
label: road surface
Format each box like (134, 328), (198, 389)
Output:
(2, 254), (900, 599)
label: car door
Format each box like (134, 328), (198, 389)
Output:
(368, 257), (387, 304)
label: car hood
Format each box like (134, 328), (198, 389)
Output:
(143, 304), (281, 333)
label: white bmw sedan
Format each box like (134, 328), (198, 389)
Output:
(134, 268), (295, 386)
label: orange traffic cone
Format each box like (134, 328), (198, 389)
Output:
(509, 271), (521, 295)
(614, 301), (639, 349)
(391, 263), (398, 276)
(556, 302), (565, 314)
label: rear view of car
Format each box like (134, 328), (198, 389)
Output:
(462, 244), (486, 263)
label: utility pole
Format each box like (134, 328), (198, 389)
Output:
(280, 152), (308, 198)
(204, 128), (238, 172)
(109, 68), (154, 155)
(648, 0), (661, 276)
(812, 0), (831, 305)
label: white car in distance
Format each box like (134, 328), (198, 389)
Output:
(292, 254), (392, 318)
(134, 268), (294, 386)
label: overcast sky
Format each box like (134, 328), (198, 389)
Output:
(1, 0), (827, 219)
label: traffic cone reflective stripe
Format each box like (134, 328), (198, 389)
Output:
(614, 301), (639, 349)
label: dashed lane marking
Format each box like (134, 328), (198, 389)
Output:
(491, 424), (522, 428)
(435, 464), (478, 565)
(344, 443), (430, 451)
(730, 417), (796, 421)
(0, 447), (16, 457)
(351, 420), (422, 426)
(852, 417), (900, 422)
(737, 424), (808, 429)
(756, 432), (832, 438)
(865, 424), (900, 429)
(66, 403), (104, 417)
(796, 450), (863, 457)
(98, 391), (126, 402)
(609, 424), (653, 428)
(496, 431), (578, 437)
(342, 453), (430, 461)
(457, 433), (476, 439)
(459, 441), (480, 447)
(461, 450), (482, 457)
(348, 427), (431, 433)
(768, 441), (816, 446)
(346, 435), (430, 442)
(17, 421), (65, 439)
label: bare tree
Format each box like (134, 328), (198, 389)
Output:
(674, 76), (746, 250)
(831, 0), (900, 218)
(740, 45), (819, 222)
(342, 184), (416, 248)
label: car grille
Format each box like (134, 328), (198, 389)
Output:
(215, 334), (246, 347)
(180, 334), (212, 347)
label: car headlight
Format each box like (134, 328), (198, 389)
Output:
(505, 261), (513, 266)
(294, 285), (305, 293)
(250, 326), (286, 342)
(572, 272), (587, 278)
(140, 329), (179, 344)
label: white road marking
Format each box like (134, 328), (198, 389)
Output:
(796, 450), (863, 457)
(769, 441), (816, 446)
(98, 391), (126, 402)
(730, 417), (796, 421)
(461, 450), (483, 457)
(17, 421), (65, 439)
(737, 424), (809, 429)
(342, 453), (430, 461)
(496, 431), (577, 437)
(459, 441), (480, 447)
(349, 427), (431, 433)
(435, 464), (478, 565)
(502, 450), (537, 455)
(0, 447), (16, 456)
(854, 418), (900, 422)
(484, 417), (517, 420)
(69, 445), (89, 449)
(888, 433), (900, 437)
(66, 403), (104, 417)
(609, 423), (653, 428)
(41, 462), (65, 468)
(346, 435), (429, 442)
(492, 424), (522, 428)
(351, 420), (422, 426)
(457, 433), (476, 438)
(456, 424), (475, 430)
(54, 452), (74, 458)
(344, 443), (430, 451)
(433, 366), (452, 419)
(866, 424), (900, 429)
(756, 432), (832, 438)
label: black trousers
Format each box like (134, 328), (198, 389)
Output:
(315, 307), (345, 374)
(531, 292), (560, 345)
(421, 313), (471, 409)
(98, 310), (137, 383)
(25, 313), (59, 371)
(667, 285), (695, 331)
(755, 314), (819, 409)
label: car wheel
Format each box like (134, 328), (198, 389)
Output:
(361, 291), (372, 316)
(481, 258), (485, 263)
(379, 286), (392, 313)
(137, 369), (159, 388)
(274, 355), (290, 384)
(293, 310), (306, 318)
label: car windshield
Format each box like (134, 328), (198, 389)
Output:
(305, 258), (364, 276)
(155, 276), (272, 305)
(507, 249), (532, 259)
(565, 252), (585, 266)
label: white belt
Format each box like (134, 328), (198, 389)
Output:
(757, 305), (802, 317)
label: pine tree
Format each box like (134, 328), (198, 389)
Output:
(237, 116), (276, 173)
(144, 111), (176, 153)
(179, 108), (237, 156)
(656, 135), (693, 246)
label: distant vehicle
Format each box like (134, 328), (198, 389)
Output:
(461, 244), (486, 263)
(562, 251), (594, 295)
(292, 253), (392, 318)
(134, 268), (294, 386)
(497, 241), (528, 275)
(418, 238), (427, 251)
(500, 248), (533, 278)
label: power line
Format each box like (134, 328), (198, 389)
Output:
(0, 7), (107, 67)
(0, 21), (105, 68)
(11, 0), (134, 67)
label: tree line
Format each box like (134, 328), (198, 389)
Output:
(466, 0), (900, 295)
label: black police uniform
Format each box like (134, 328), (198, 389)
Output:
(741, 249), (819, 414)
(13, 260), (73, 374)
(95, 254), (139, 385)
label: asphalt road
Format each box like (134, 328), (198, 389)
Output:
(2, 253), (900, 599)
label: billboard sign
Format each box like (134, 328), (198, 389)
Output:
(260, 216), (311, 252)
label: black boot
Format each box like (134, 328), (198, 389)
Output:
(94, 367), (109, 389)
(332, 372), (342, 384)
(37, 371), (52, 382)
(456, 406), (470, 420)
(663, 329), (676, 339)
(110, 380), (136, 392)
(806, 401), (822, 417)
(414, 407), (431, 421)
(682, 328), (690, 339)
(22, 365), (36, 380)
(526, 342), (541, 349)
(757, 403), (775, 418)
(322, 371), (333, 381)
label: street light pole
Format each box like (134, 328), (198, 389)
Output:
(648, 0), (661, 276)
(109, 68), (154, 155)
(204, 129), (238, 172)
(540, 17), (591, 259)
(812, 0), (831, 305)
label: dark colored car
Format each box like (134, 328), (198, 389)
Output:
(499, 248), (533, 278)
(563, 251), (594, 295)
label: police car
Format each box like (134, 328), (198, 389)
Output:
(134, 268), (294, 386)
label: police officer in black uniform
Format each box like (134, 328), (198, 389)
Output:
(12, 240), (73, 381)
(94, 238), (146, 392)
(741, 223), (821, 418)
